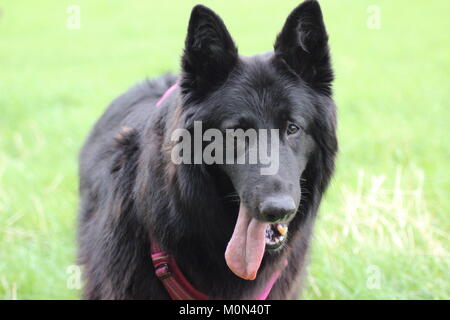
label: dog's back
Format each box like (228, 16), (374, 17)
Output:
(78, 74), (176, 299)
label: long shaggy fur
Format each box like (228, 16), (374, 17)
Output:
(78, 0), (337, 300)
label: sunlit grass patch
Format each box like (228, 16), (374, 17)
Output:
(305, 168), (449, 299)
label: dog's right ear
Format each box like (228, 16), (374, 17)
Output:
(181, 5), (238, 102)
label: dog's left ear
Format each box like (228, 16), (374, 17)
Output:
(274, 0), (333, 96)
(181, 5), (238, 101)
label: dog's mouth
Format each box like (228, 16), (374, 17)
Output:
(265, 223), (288, 250)
(224, 203), (290, 281)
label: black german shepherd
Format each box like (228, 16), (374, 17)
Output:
(78, 0), (337, 299)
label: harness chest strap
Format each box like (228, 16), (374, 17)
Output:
(150, 239), (208, 300)
(150, 237), (286, 300)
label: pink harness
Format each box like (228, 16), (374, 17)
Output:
(150, 237), (285, 300)
(155, 83), (179, 106)
(151, 83), (285, 300)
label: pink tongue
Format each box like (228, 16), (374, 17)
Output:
(225, 203), (268, 280)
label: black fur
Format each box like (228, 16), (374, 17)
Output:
(78, 0), (337, 300)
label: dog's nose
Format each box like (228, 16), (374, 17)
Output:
(259, 196), (296, 223)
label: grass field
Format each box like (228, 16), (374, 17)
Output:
(0, 0), (449, 299)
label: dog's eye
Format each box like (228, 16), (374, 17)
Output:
(286, 123), (300, 135)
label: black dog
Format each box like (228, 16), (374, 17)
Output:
(78, 0), (337, 299)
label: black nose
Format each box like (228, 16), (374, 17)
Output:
(259, 196), (297, 223)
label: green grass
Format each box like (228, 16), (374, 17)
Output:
(0, 0), (449, 299)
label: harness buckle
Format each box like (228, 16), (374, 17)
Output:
(155, 263), (172, 280)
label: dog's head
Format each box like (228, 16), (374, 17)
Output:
(175, 0), (337, 280)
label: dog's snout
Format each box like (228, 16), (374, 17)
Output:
(259, 196), (296, 223)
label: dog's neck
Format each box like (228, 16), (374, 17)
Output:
(147, 158), (287, 298)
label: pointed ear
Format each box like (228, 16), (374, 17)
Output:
(181, 5), (238, 101)
(274, 0), (333, 96)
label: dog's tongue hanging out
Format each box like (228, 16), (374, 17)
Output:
(225, 203), (269, 280)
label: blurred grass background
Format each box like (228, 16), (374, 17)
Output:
(0, 0), (449, 299)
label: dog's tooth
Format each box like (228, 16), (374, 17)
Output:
(277, 224), (288, 236)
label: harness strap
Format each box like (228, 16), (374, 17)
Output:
(151, 239), (209, 300)
(156, 83), (179, 106)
